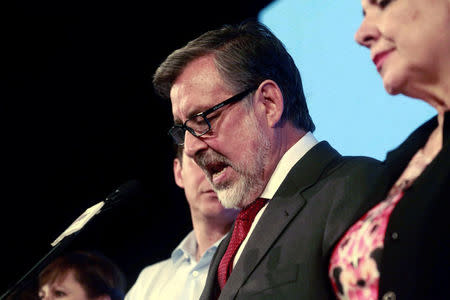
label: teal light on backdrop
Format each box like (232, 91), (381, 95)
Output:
(259, 0), (435, 160)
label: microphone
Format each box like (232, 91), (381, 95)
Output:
(104, 179), (142, 208)
(1, 180), (142, 300)
(51, 179), (142, 246)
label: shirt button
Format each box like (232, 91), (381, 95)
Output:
(382, 291), (396, 300)
(192, 271), (199, 277)
(391, 232), (399, 240)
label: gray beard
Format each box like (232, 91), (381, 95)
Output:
(213, 119), (271, 209)
(215, 170), (264, 209)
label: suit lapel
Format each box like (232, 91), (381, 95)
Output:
(220, 192), (306, 298)
(220, 141), (341, 299)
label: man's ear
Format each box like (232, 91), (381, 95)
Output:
(255, 80), (284, 128)
(173, 158), (184, 188)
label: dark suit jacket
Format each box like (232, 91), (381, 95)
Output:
(373, 112), (450, 300)
(200, 141), (382, 300)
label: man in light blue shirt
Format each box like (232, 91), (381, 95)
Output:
(126, 147), (239, 300)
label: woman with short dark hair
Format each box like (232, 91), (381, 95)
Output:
(38, 251), (125, 300)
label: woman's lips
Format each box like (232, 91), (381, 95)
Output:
(373, 49), (393, 72)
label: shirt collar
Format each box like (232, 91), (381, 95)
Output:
(259, 132), (318, 199)
(171, 230), (227, 263)
(171, 231), (197, 263)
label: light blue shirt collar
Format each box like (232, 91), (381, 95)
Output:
(171, 230), (226, 266)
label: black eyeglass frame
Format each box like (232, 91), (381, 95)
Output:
(168, 87), (256, 145)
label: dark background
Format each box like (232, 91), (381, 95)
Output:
(1, 0), (274, 296)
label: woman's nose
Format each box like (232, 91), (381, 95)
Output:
(355, 16), (380, 48)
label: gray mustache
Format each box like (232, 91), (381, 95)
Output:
(195, 150), (231, 170)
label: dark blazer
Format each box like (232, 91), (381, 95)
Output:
(374, 112), (450, 300)
(200, 141), (382, 300)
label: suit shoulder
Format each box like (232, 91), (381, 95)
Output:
(341, 155), (380, 165)
(323, 155), (383, 185)
(337, 155), (381, 172)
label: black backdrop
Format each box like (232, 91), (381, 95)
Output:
(1, 0), (274, 294)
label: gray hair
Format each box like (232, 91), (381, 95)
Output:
(153, 20), (315, 132)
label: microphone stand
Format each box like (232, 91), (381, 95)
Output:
(0, 180), (140, 300)
(1, 233), (78, 300)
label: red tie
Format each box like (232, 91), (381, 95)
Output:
(217, 198), (268, 289)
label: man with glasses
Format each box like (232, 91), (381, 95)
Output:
(126, 146), (239, 300)
(153, 21), (381, 299)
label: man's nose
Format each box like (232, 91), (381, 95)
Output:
(183, 130), (209, 159)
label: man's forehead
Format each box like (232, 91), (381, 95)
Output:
(174, 55), (220, 89)
(169, 56), (229, 122)
(170, 85), (222, 124)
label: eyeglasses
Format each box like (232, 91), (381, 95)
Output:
(169, 87), (255, 145)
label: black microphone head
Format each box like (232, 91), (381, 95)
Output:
(104, 179), (142, 207)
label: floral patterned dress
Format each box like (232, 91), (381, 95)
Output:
(328, 188), (404, 300)
(329, 146), (436, 300)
